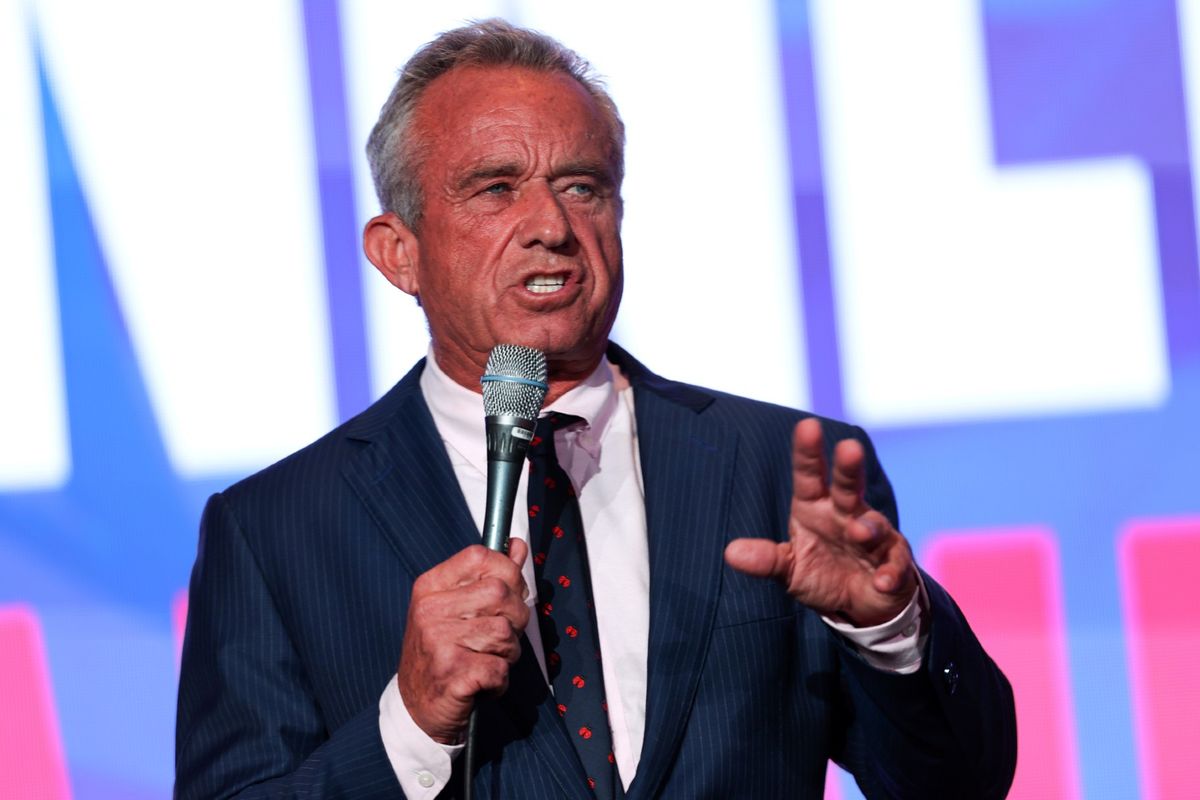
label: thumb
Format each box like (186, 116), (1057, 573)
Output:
(507, 536), (529, 569)
(724, 538), (792, 580)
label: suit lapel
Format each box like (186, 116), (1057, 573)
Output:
(624, 380), (737, 800)
(340, 368), (480, 577)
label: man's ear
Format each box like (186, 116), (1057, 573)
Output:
(363, 212), (421, 297)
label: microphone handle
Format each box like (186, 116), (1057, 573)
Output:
(466, 414), (537, 799)
(480, 414), (537, 552)
(482, 457), (524, 551)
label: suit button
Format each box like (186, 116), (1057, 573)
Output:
(943, 661), (960, 695)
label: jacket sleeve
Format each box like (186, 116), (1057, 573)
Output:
(175, 492), (403, 799)
(830, 426), (1017, 799)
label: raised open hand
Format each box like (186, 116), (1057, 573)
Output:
(724, 418), (916, 627)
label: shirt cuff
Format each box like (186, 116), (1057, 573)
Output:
(378, 675), (463, 797)
(821, 574), (929, 674)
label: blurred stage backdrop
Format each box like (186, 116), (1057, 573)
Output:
(2, 0), (1198, 797)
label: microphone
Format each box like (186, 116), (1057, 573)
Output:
(479, 344), (548, 552)
(463, 345), (547, 800)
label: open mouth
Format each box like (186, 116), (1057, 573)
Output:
(524, 274), (568, 294)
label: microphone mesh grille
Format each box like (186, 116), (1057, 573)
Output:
(482, 345), (548, 420)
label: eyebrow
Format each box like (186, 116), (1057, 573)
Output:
(555, 160), (616, 184)
(455, 163), (523, 192)
(455, 159), (615, 192)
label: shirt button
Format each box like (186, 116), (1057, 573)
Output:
(416, 770), (435, 788)
(903, 623), (917, 637)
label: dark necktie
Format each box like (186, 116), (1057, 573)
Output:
(527, 413), (621, 799)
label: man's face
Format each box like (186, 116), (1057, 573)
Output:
(400, 65), (624, 383)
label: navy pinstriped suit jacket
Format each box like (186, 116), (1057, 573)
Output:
(176, 344), (1016, 799)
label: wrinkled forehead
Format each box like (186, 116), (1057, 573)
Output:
(411, 65), (619, 178)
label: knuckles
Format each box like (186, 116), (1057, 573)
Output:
(481, 657), (511, 691)
(477, 614), (515, 642)
(475, 576), (511, 607)
(461, 543), (491, 569)
(511, 600), (531, 629)
(408, 594), (442, 630)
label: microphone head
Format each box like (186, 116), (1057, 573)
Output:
(481, 345), (548, 420)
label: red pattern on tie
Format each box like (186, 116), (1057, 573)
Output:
(528, 412), (620, 798)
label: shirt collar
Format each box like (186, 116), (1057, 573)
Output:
(419, 347), (620, 474)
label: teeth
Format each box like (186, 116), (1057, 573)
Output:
(525, 275), (566, 294)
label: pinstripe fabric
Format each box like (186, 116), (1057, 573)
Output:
(176, 345), (1015, 799)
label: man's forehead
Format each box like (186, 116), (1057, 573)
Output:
(416, 65), (601, 135)
(414, 65), (616, 176)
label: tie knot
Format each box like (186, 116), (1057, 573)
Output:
(529, 413), (585, 460)
(545, 412), (585, 431)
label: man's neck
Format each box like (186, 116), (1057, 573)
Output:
(431, 340), (608, 406)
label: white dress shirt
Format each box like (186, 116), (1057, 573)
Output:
(378, 352), (926, 797)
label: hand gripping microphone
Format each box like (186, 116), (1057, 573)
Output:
(479, 344), (549, 552)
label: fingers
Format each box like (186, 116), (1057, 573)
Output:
(417, 576), (530, 629)
(792, 418), (829, 502)
(452, 615), (526, 662)
(418, 543), (526, 595)
(830, 438), (866, 516)
(872, 534), (917, 597)
(397, 543), (533, 742)
(724, 538), (793, 581)
(792, 419), (868, 516)
(845, 510), (915, 595)
(843, 510), (887, 554)
(413, 543), (531, 628)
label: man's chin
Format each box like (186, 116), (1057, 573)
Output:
(500, 335), (606, 377)
(499, 325), (603, 358)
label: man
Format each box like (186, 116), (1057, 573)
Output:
(177, 19), (1016, 799)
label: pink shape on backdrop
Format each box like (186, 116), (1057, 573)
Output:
(173, 589), (189, 671)
(922, 527), (1081, 800)
(1119, 517), (1200, 800)
(824, 760), (843, 800)
(0, 604), (72, 799)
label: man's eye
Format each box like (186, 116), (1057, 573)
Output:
(482, 182), (511, 195)
(565, 183), (595, 197)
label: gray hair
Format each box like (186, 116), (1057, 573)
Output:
(365, 18), (626, 229)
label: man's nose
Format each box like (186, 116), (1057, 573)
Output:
(516, 182), (574, 250)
